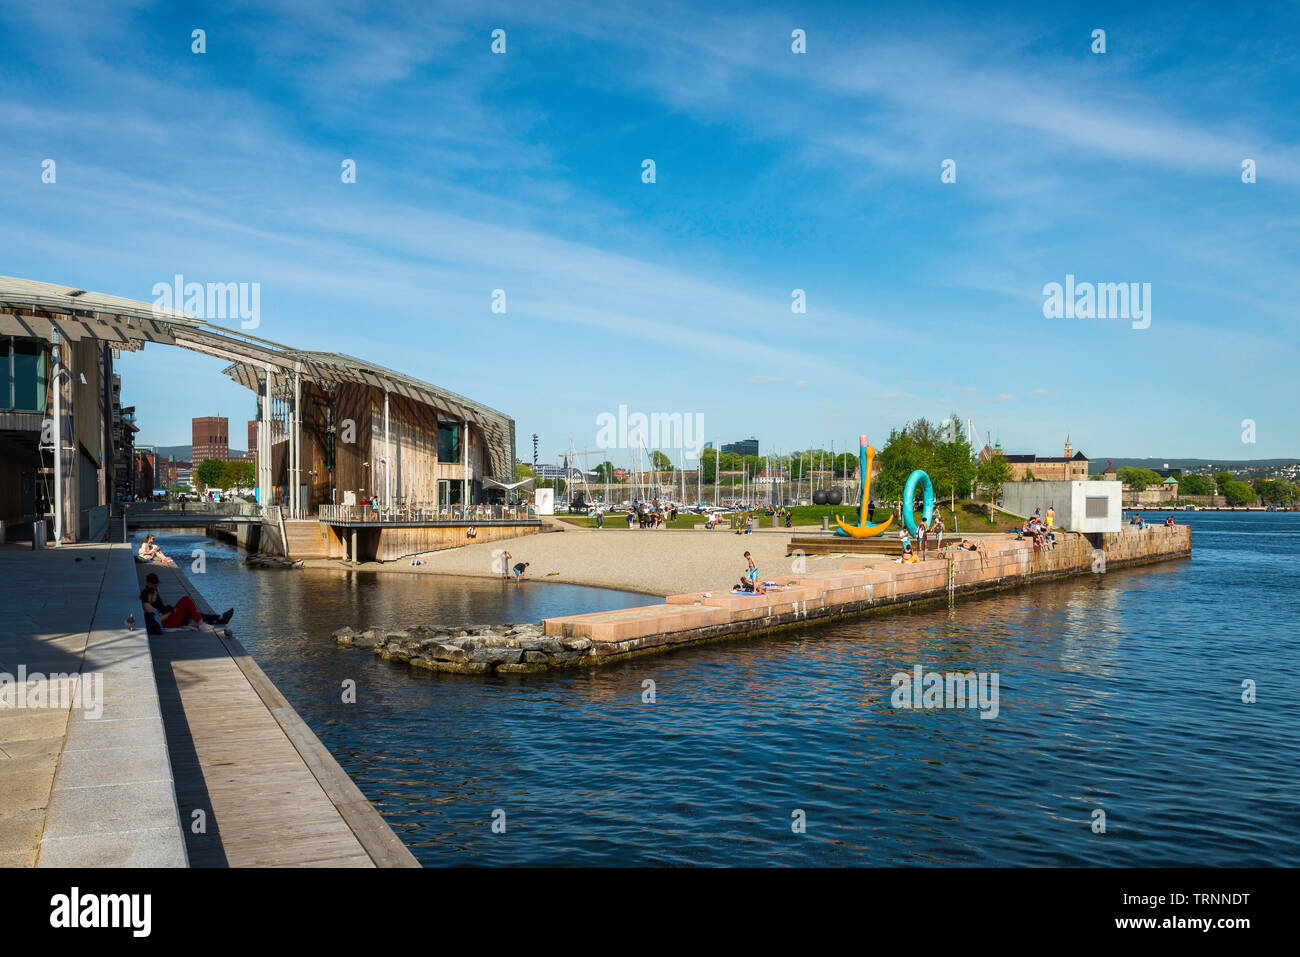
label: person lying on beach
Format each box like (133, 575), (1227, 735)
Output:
(137, 534), (175, 565)
(957, 539), (988, 562)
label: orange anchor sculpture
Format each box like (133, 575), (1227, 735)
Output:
(834, 434), (894, 538)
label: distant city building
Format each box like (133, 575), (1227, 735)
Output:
(983, 435), (1088, 481)
(133, 450), (156, 493)
(192, 416), (230, 463)
(534, 463), (596, 482)
(722, 438), (759, 458)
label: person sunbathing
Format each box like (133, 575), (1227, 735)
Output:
(137, 534), (175, 565)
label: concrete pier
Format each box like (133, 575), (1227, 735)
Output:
(0, 542), (187, 867)
(0, 542), (417, 868)
(139, 563), (418, 867)
(330, 526), (1192, 676)
(540, 526), (1192, 666)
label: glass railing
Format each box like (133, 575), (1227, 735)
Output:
(317, 503), (536, 523)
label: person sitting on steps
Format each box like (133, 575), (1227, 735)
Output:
(139, 575), (232, 633)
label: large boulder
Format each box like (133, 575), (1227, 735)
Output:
(468, 646), (523, 665)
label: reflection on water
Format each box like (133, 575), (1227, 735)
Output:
(136, 512), (1300, 866)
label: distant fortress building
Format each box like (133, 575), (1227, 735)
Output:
(980, 435), (1089, 481)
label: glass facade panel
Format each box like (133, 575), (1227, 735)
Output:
(0, 338), (10, 409)
(437, 420), (460, 463)
(9, 338), (47, 412)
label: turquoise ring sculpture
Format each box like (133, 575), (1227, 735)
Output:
(902, 469), (935, 537)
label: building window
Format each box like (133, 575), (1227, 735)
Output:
(437, 419), (461, 463)
(3, 337), (48, 412)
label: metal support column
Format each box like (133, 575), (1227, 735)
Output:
(383, 388), (391, 510)
(51, 330), (63, 545)
(292, 370), (302, 518)
(258, 366), (273, 508)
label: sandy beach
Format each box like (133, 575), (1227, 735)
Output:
(302, 527), (867, 597)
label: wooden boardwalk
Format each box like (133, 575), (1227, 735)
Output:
(140, 564), (417, 867)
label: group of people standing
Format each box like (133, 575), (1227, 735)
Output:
(898, 514), (946, 560)
(614, 501), (677, 528)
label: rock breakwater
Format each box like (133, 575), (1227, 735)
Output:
(332, 622), (594, 674)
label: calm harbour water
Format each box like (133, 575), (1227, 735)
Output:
(140, 511), (1300, 866)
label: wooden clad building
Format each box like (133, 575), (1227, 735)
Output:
(0, 276), (516, 535)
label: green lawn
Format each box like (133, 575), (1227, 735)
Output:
(553, 511), (713, 530)
(553, 500), (1015, 532)
(784, 501), (1011, 532)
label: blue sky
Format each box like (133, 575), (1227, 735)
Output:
(1, 0), (1296, 466)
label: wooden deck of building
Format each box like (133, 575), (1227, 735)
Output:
(140, 564), (418, 868)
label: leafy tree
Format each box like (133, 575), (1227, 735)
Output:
(1177, 473), (1213, 496)
(875, 427), (923, 502)
(1023, 469), (1037, 482)
(1213, 472), (1234, 493)
(875, 417), (974, 503)
(742, 454), (763, 478)
(195, 458), (226, 489)
(223, 460), (254, 489)
(650, 450), (673, 471)
(1222, 480), (1256, 506)
(514, 462), (535, 480)
(1118, 466), (1162, 490)
(594, 461), (617, 483)
(931, 436), (976, 499)
(1253, 479), (1298, 504)
(832, 452), (858, 478)
(976, 453), (1013, 510)
(700, 448), (719, 484)
(789, 449), (824, 480)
